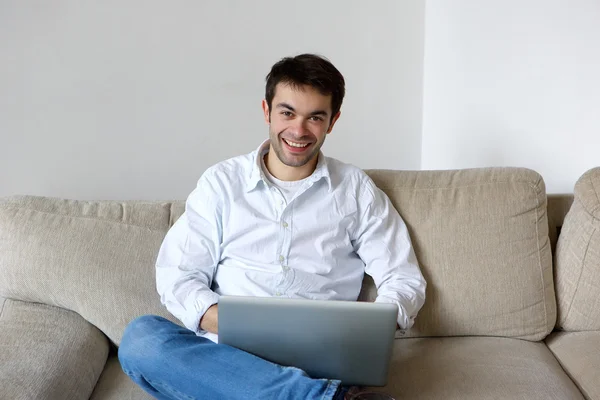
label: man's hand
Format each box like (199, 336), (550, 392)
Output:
(199, 304), (218, 334)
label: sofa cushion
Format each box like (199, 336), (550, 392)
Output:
(546, 331), (600, 400)
(0, 196), (182, 345)
(90, 352), (153, 400)
(364, 168), (555, 340)
(554, 167), (600, 331)
(0, 298), (109, 400)
(366, 336), (583, 400)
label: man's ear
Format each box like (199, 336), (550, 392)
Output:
(261, 99), (270, 125)
(326, 111), (341, 134)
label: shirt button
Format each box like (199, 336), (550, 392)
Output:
(279, 255), (284, 262)
(282, 221), (288, 228)
(282, 265), (290, 271)
(275, 291), (282, 296)
(279, 199), (284, 205)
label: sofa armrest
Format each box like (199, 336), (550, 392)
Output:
(0, 297), (109, 400)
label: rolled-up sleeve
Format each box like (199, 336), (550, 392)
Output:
(353, 177), (426, 330)
(156, 171), (222, 334)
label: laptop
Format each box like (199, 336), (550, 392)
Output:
(218, 296), (398, 386)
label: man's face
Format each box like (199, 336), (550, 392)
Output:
(262, 83), (340, 168)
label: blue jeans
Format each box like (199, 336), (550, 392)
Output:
(118, 315), (344, 400)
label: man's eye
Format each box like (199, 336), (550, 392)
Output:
(282, 111), (293, 117)
(310, 116), (323, 121)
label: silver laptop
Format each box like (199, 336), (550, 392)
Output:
(218, 296), (398, 386)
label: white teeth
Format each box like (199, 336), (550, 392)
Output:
(284, 139), (309, 148)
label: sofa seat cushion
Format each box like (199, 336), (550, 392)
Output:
(365, 336), (583, 400)
(546, 331), (600, 400)
(81, 336), (585, 400)
(0, 298), (109, 400)
(90, 352), (153, 400)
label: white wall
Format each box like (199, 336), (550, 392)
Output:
(421, 0), (600, 193)
(0, 1), (425, 200)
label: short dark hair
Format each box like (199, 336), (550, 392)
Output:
(265, 54), (345, 124)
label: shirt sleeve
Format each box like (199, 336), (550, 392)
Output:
(155, 171), (222, 334)
(353, 176), (427, 330)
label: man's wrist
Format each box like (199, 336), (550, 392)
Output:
(199, 304), (219, 334)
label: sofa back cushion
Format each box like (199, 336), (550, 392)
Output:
(362, 168), (555, 341)
(0, 196), (180, 345)
(554, 167), (600, 331)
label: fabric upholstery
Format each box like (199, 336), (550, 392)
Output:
(0, 196), (182, 346)
(169, 202), (185, 226)
(546, 331), (600, 400)
(363, 167), (556, 340)
(368, 336), (583, 400)
(554, 167), (600, 330)
(90, 352), (153, 400)
(0, 298), (109, 400)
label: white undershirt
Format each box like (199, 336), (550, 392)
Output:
(261, 154), (310, 204)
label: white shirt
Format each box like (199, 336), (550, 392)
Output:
(156, 140), (426, 343)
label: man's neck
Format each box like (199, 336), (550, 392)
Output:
(264, 150), (318, 182)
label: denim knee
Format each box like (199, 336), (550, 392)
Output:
(118, 315), (166, 373)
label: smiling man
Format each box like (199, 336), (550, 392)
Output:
(118, 54), (426, 400)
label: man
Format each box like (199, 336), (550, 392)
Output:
(118, 54), (426, 400)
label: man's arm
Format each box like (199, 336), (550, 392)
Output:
(353, 177), (426, 330)
(155, 171), (222, 334)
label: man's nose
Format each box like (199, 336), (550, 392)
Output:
(291, 119), (310, 136)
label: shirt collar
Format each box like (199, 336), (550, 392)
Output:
(246, 139), (332, 193)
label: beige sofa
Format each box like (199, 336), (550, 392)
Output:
(1, 166), (599, 400)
